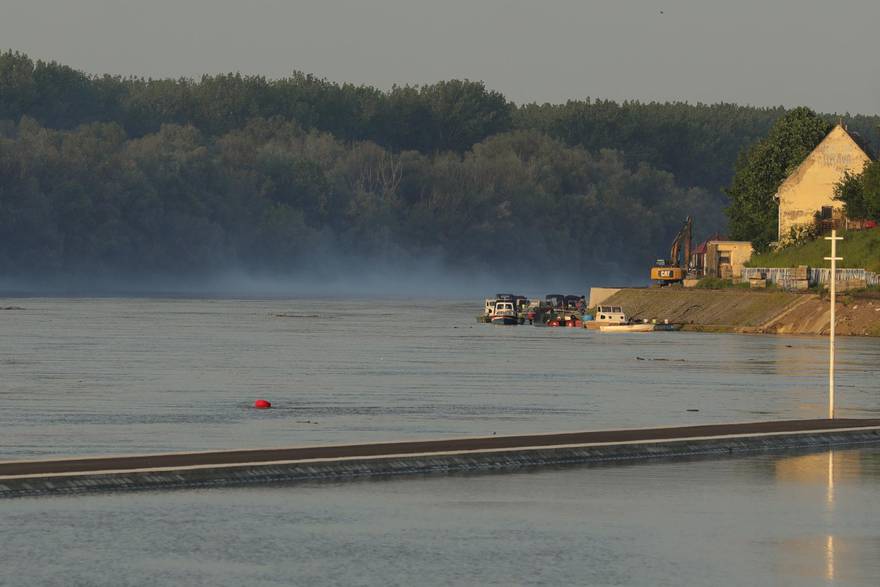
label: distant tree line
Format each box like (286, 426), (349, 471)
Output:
(1, 50), (878, 280)
(0, 117), (726, 278)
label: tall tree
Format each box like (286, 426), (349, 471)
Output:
(420, 80), (513, 153)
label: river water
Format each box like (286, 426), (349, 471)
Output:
(1, 298), (879, 585)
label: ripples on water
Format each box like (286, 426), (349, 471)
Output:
(1, 298), (879, 586)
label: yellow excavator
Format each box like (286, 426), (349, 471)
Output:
(650, 216), (693, 285)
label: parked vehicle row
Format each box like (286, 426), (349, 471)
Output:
(479, 293), (587, 326)
(479, 297), (681, 332)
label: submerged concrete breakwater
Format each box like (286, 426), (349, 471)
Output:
(2, 419), (880, 498)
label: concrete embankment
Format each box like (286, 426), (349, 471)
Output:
(598, 288), (880, 336)
(2, 419), (879, 497)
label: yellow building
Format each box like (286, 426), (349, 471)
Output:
(691, 238), (754, 280)
(776, 124), (872, 242)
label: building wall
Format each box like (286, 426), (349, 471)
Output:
(705, 241), (753, 279)
(777, 125), (871, 241)
(588, 288), (621, 308)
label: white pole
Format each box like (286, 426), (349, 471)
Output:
(824, 230), (843, 419)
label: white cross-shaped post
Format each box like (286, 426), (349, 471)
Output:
(824, 229), (843, 419)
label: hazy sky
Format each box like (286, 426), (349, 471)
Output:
(3, 0), (878, 115)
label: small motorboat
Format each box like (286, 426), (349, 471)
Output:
(599, 323), (655, 333)
(653, 323), (683, 332)
(491, 301), (520, 325)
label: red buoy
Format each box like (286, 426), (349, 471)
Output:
(254, 399), (272, 409)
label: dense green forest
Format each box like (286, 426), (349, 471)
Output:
(1, 51), (878, 286)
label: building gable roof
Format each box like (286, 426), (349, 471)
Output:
(776, 124), (872, 194)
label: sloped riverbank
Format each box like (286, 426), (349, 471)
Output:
(600, 287), (880, 336)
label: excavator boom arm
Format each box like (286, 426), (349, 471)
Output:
(651, 216), (694, 284)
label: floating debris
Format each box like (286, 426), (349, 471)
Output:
(275, 313), (322, 318)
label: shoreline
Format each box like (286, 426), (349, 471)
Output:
(594, 287), (880, 337)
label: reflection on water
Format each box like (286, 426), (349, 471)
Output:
(774, 451), (841, 581)
(828, 451), (835, 508)
(3, 448), (880, 586)
(774, 532), (880, 586)
(776, 450), (842, 583)
(769, 449), (880, 586)
(825, 452), (836, 581)
(828, 533), (836, 584)
(773, 449), (860, 485)
(828, 451), (836, 583)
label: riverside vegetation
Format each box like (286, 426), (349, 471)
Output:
(1, 51), (879, 283)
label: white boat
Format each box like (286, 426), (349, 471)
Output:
(599, 323), (656, 333)
(585, 305), (628, 329)
(491, 301), (520, 325)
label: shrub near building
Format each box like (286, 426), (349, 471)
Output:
(835, 160), (880, 223)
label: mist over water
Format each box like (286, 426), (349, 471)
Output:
(0, 256), (642, 299)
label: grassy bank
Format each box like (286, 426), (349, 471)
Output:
(747, 229), (880, 273)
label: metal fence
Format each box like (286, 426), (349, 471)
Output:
(742, 267), (880, 288)
(809, 268), (879, 286)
